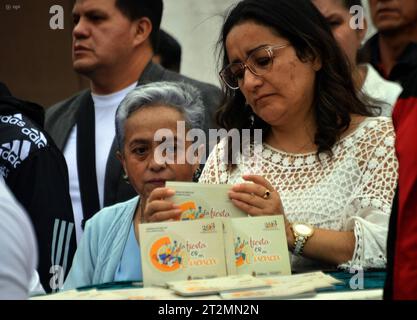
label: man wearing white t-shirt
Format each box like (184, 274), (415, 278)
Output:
(45, 0), (222, 244)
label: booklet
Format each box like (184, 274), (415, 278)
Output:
(220, 271), (341, 300)
(139, 219), (228, 287)
(165, 182), (247, 220)
(230, 215), (291, 277)
(167, 274), (270, 297)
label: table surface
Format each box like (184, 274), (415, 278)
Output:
(73, 270), (386, 300)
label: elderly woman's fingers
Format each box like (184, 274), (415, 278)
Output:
(144, 200), (179, 220)
(147, 187), (176, 202)
(147, 209), (182, 223)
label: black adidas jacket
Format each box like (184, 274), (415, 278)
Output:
(0, 83), (76, 293)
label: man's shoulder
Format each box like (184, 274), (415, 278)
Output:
(160, 69), (221, 95)
(46, 90), (89, 120)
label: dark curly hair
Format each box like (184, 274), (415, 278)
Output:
(217, 0), (377, 168)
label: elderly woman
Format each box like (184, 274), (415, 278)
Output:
(312, 0), (402, 116)
(63, 82), (204, 290)
(199, 0), (398, 272)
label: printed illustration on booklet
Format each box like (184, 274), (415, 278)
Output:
(140, 219), (291, 287)
(140, 219), (228, 287)
(231, 215), (291, 276)
(166, 182), (247, 220)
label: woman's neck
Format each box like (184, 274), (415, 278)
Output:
(266, 115), (317, 154)
(353, 64), (368, 90)
(133, 199), (146, 243)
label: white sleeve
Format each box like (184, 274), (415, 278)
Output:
(0, 181), (38, 300)
(340, 120), (398, 270)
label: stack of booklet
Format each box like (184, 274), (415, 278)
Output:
(139, 182), (292, 287)
(31, 272), (341, 300)
(219, 272), (342, 300)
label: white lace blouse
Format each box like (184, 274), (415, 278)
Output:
(199, 117), (398, 272)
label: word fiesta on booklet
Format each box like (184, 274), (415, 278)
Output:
(139, 182), (291, 288)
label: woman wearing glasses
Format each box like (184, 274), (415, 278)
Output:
(200, 0), (398, 272)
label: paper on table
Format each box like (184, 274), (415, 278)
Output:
(167, 274), (270, 296)
(220, 271), (341, 300)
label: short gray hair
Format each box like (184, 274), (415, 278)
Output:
(115, 81), (205, 151)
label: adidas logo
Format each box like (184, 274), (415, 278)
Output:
(0, 165), (9, 178)
(21, 127), (48, 148)
(0, 140), (31, 168)
(0, 113), (26, 127)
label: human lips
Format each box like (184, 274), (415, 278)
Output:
(145, 179), (167, 187)
(73, 44), (92, 54)
(375, 4), (399, 17)
(254, 94), (275, 106)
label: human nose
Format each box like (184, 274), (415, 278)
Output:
(241, 66), (263, 91)
(149, 150), (167, 172)
(73, 17), (90, 39)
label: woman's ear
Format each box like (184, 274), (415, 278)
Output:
(193, 144), (206, 170)
(312, 55), (322, 72)
(132, 17), (153, 47)
(357, 18), (368, 47)
(116, 150), (128, 176)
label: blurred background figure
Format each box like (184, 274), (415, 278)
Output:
(153, 29), (182, 73)
(0, 179), (37, 300)
(0, 82), (76, 293)
(360, 0), (417, 300)
(312, 0), (402, 116)
(362, 0), (417, 84)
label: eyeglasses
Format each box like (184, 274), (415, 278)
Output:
(219, 44), (289, 90)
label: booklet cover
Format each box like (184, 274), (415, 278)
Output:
(165, 182), (247, 220)
(231, 215), (291, 277)
(222, 218), (238, 276)
(139, 219), (228, 287)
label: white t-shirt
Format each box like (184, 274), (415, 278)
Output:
(361, 63), (403, 116)
(64, 83), (137, 243)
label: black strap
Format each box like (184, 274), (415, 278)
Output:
(76, 96), (100, 229)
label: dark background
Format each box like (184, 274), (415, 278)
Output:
(0, 0), (89, 108)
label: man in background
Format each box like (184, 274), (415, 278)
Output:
(153, 29), (182, 72)
(45, 0), (221, 246)
(362, 0), (417, 299)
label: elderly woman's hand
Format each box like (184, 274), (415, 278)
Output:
(143, 188), (182, 223)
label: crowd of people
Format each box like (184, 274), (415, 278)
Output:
(1, 0), (416, 300)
